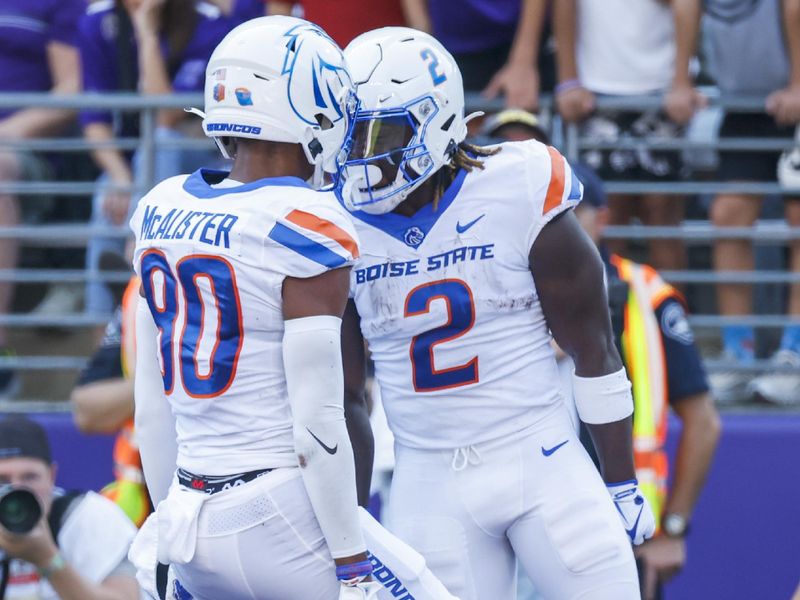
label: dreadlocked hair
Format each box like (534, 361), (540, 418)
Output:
(432, 142), (502, 208)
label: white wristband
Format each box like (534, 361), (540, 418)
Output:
(572, 367), (633, 424)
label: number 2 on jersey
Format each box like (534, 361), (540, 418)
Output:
(404, 279), (478, 392)
(140, 250), (243, 398)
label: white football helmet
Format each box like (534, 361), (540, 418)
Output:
(337, 27), (474, 215)
(192, 16), (357, 187)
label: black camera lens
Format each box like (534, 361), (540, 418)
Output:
(0, 488), (42, 534)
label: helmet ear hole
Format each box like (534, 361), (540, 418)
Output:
(440, 114), (455, 131)
(314, 113), (334, 130)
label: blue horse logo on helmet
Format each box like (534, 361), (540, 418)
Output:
(282, 23), (350, 127)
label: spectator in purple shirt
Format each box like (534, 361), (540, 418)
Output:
(80, 0), (263, 315)
(0, 0), (83, 398)
(402, 0), (551, 111)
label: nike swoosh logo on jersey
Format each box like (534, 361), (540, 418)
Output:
(541, 440), (569, 457)
(456, 214), (485, 234)
(307, 428), (338, 455)
(625, 504), (644, 542)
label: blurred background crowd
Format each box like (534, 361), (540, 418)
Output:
(0, 1), (799, 598)
(2, 0), (799, 411)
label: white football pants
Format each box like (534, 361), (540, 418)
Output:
(387, 406), (639, 600)
(130, 467), (458, 600)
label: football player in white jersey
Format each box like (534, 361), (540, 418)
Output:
(128, 17), (458, 600)
(337, 28), (657, 600)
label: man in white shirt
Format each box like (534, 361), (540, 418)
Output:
(553, 0), (706, 275)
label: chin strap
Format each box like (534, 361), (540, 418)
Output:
(463, 111), (485, 126)
(309, 160), (325, 190)
(184, 107), (205, 119)
(339, 169), (368, 210)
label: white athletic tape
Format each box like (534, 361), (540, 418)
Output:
(572, 367), (633, 425)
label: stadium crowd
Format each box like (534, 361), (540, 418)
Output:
(0, 0), (798, 598)
(0, 0), (798, 407)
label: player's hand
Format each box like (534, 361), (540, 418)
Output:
(338, 581), (383, 599)
(556, 85), (595, 124)
(0, 517), (59, 568)
(664, 83), (707, 125)
(634, 535), (687, 600)
(766, 84), (800, 126)
(606, 479), (656, 546)
(482, 61), (540, 111)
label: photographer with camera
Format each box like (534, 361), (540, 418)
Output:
(0, 416), (138, 600)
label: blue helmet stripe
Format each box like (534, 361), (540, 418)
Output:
(326, 80), (343, 119)
(311, 63), (327, 109)
(284, 37), (318, 126)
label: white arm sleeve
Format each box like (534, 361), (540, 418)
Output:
(283, 315), (366, 559)
(134, 295), (178, 507)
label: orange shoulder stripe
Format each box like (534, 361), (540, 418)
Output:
(286, 209), (360, 259)
(543, 146), (566, 214)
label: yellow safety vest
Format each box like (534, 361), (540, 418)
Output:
(100, 276), (151, 528)
(610, 255), (679, 531)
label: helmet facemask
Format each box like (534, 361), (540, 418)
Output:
(338, 95), (445, 215)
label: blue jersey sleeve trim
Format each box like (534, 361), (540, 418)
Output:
(183, 169), (311, 198)
(342, 167), (468, 249)
(268, 222), (348, 269)
(568, 166), (583, 201)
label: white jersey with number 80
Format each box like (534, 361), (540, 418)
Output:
(130, 170), (359, 475)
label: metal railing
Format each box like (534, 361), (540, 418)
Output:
(0, 91), (797, 406)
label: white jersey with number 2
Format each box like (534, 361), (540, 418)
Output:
(349, 140), (582, 450)
(350, 140), (640, 600)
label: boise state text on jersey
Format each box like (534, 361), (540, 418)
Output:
(348, 140), (583, 450)
(354, 244), (495, 284)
